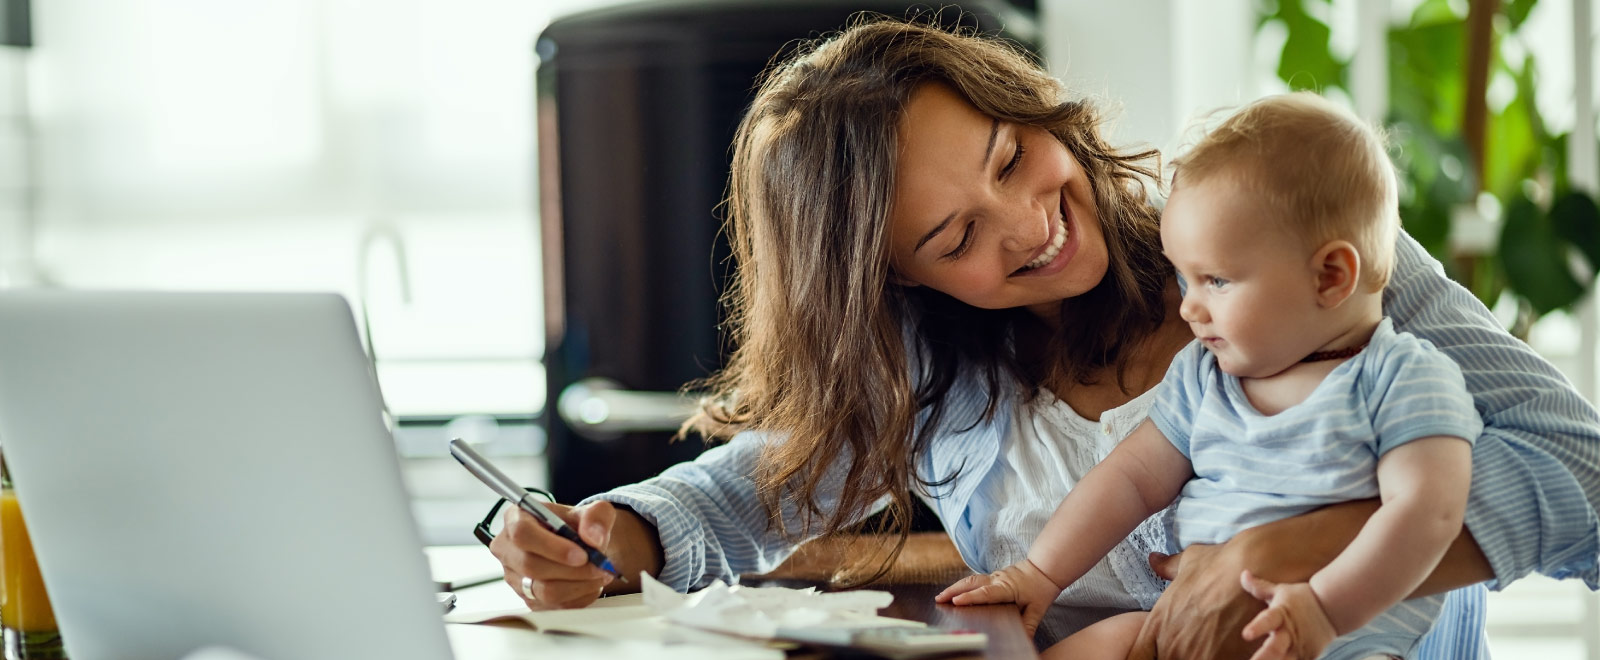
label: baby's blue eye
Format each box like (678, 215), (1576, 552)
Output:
(1209, 276), (1229, 288)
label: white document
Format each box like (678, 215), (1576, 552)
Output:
(640, 573), (916, 638)
(447, 573), (919, 643)
(425, 545), (508, 590)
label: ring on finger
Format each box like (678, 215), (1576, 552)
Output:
(521, 576), (537, 601)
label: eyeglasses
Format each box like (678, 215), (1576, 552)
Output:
(473, 486), (556, 547)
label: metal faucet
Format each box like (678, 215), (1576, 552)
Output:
(357, 220), (413, 430)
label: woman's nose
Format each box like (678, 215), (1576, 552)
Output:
(998, 196), (1049, 253)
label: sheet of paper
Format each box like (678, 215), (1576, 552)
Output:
(640, 573), (919, 639)
(518, 594), (661, 640)
(446, 591), (649, 627)
(446, 624), (786, 660)
(447, 573), (919, 650)
(448, 590), (782, 655)
(425, 544), (507, 590)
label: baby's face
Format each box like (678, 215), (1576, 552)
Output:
(1160, 178), (1327, 378)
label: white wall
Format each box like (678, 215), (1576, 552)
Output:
(1038, 0), (1255, 156)
(12, 0), (621, 417)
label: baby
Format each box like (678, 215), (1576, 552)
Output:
(937, 92), (1480, 660)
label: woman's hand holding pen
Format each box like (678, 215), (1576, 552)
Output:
(490, 500), (612, 609)
(489, 500), (664, 609)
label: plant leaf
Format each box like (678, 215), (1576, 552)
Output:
(1550, 132), (1571, 189)
(1499, 193), (1586, 314)
(1550, 190), (1600, 271)
(1504, 0), (1538, 29)
(1471, 253), (1506, 311)
(1387, 19), (1465, 135)
(1484, 74), (1538, 200)
(1400, 173), (1461, 255)
(1275, 0), (1346, 91)
(1409, 0), (1464, 25)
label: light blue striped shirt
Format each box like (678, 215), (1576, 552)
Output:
(1150, 318), (1481, 659)
(584, 231), (1599, 657)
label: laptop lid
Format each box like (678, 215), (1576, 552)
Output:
(0, 291), (454, 660)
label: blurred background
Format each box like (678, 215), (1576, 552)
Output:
(0, 0), (1595, 655)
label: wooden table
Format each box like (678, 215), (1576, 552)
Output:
(862, 582), (1038, 660)
(769, 582), (1129, 660)
(742, 533), (1132, 659)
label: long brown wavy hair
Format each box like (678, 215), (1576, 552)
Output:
(684, 16), (1169, 584)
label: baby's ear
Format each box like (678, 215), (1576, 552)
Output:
(1312, 240), (1361, 308)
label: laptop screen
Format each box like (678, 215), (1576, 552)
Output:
(0, 291), (453, 660)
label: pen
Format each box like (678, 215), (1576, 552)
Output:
(448, 438), (624, 580)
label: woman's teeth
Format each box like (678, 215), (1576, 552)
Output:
(1018, 212), (1069, 272)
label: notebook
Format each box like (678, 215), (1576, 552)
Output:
(0, 291), (454, 660)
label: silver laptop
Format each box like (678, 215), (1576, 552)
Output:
(0, 291), (454, 660)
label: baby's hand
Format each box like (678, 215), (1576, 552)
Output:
(1238, 571), (1339, 660)
(935, 559), (1062, 636)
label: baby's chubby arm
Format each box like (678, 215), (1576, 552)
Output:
(1309, 435), (1473, 632)
(1239, 435), (1471, 660)
(936, 420), (1194, 635)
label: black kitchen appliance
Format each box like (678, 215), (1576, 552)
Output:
(538, 0), (1036, 503)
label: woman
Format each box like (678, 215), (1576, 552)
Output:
(491, 18), (1600, 658)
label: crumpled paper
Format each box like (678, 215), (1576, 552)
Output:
(640, 573), (895, 639)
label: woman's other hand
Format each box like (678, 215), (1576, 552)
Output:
(1124, 545), (1265, 659)
(936, 559), (1062, 636)
(1126, 500), (1385, 659)
(488, 500), (620, 610)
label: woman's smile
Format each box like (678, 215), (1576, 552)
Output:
(1011, 191), (1077, 277)
(888, 83), (1109, 311)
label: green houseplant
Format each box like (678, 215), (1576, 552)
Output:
(1262, 0), (1600, 337)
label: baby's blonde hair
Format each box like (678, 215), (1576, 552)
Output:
(1172, 92), (1399, 291)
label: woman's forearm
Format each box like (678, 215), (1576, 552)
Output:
(1412, 525), (1493, 598)
(1388, 231), (1600, 587)
(1234, 499), (1493, 598)
(600, 506), (665, 595)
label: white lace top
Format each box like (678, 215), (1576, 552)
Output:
(964, 385), (1172, 617)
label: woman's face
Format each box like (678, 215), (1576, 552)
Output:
(887, 83), (1108, 319)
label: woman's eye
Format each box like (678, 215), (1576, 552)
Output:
(1000, 140), (1025, 179)
(943, 224), (974, 260)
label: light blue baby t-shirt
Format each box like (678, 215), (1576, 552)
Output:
(1149, 317), (1482, 660)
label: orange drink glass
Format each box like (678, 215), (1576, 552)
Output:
(0, 459), (66, 659)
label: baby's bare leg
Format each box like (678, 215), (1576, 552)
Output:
(1040, 611), (1146, 660)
